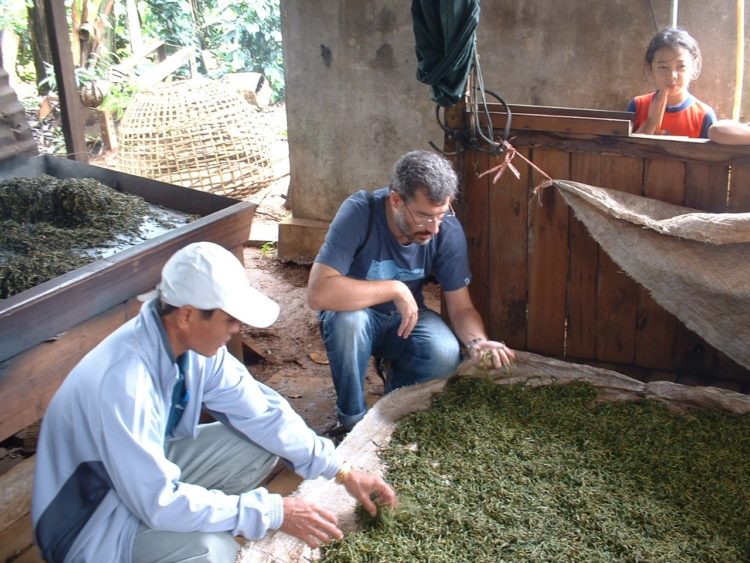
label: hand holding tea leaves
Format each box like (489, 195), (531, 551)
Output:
(467, 338), (515, 370)
(339, 468), (398, 518)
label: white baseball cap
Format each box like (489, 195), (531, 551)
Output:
(144, 241), (279, 328)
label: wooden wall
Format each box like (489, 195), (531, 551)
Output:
(457, 105), (750, 391)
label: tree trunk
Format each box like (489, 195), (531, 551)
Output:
(28, 0), (52, 95)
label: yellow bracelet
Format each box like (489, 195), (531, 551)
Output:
(335, 461), (352, 484)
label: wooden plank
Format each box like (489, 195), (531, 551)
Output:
(487, 103), (635, 121)
(99, 110), (118, 150)
(595, 155), (642, 364)
(0, 298), (142, 442)
(227, 247), (247, 360)
(526, 148), (570, 356)
(460, 151), (491, 331)
(713, 350), (750, 385)
(266, 465), (303, 496)
(0, 456), (34, 531)
(634, 159), (685, 370)
(0, 513), (42, 563)
(684, 162), (729, 212)
(727, 168), (750, 385)
(502, 131), (750, 167)
(566, 153), (601, 359)
(487, 146), (530, 350)
(672, 327), (717, 376)
(672, 161), (729, 373)
(137, 46), (195, 88)
(483, 112), (631, 137)
(112, 38), (165, 76)
(728, 164), (750, 211)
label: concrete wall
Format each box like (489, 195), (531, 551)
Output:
(279, 0), (747, 260)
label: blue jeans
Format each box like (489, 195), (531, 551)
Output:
(318, 308), (461, 430)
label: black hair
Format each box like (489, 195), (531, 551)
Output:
(645, 27), (702, 80)
(156, 300), (216, 320)
(388, 150), (458, 203)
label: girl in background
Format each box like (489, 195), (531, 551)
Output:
(628, 27), (716, 138)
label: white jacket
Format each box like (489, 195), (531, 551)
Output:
(32, 300), (339, 562)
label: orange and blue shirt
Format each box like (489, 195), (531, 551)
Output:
(627, 92), (716, 138)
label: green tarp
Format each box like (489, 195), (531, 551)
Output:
(412, 0), (480, 106)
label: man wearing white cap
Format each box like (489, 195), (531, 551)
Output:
(32, 241), (396, 563)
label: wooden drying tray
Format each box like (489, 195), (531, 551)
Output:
(0, 154), (256, 443)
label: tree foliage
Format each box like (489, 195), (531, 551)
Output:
(6, 0), (285, 103)
(144, 0), (284, 100)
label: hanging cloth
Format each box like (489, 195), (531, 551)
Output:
(412, 0), (480, 107)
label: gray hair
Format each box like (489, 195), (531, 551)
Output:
(388, 150), (458, 203)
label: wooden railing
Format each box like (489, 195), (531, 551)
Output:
(454, 104), (750, 389)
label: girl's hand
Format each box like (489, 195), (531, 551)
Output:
(637, 89), (668, 135)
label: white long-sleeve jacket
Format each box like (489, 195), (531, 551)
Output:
(32, 300), (340, 562)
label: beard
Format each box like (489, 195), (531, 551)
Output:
(394, 206), (433, 246)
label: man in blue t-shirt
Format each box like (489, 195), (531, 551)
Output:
(308, 150), (515, 434)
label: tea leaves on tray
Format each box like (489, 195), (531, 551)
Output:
(0, 175), (185, 299)
(322, 378), (750, 562)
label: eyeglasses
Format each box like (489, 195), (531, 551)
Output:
(402, 200), (456, 227)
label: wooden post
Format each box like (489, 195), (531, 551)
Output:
(99, 110), (118, 150)
(44, 0), (88, 162)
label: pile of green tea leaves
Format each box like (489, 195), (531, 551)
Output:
(323, 378), (750, 562)
(0, 175), (182, 299)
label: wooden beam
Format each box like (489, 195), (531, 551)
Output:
(137, 46), (195, 88)
(43, 0), (88, 162)
(501, 130), (750, 166)
(111, 38), (165, 76)
(503, 104), (635, 121)
(480, 112), (632, 137)
(98, 110), (118, 150)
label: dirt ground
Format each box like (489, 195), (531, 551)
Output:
(240, 248), (385, 434)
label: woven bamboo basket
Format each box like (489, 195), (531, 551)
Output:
(117, 77), (274, 196)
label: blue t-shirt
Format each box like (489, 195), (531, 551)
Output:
(314, 187), (471, 313)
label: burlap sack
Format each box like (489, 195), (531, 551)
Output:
(554, 180), (750, 371)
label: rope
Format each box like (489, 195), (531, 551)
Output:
(477, 140), (556, 206)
